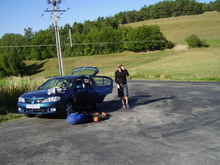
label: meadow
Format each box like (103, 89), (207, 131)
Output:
(0, 11), (220, 122)
(20, 11), (220, 81)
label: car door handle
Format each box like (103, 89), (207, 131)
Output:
(105, 88), (110, 90)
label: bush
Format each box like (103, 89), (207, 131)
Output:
(185, 34), (209, 48)
(0, 84), (32, 114)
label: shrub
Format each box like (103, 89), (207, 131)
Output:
(0, 76), (47, 115)
(185, 34), (209, 48)
(0, 84), (32, 114)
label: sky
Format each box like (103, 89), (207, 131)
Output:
(0, 0), (211, 38)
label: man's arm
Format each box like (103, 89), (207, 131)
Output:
(124, 69), (129, 76)
(115, 71), (119, 84)
(121, 66), (129, 76)
(115, 71), (120, 88)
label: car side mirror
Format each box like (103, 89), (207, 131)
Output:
(76, 85), (83, 89)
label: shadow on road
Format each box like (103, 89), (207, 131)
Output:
(101, 95), (176, 113)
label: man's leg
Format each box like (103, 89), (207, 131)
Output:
(123, 84), (129, 108)
(124, 96), (129, 108)
(121, 97), (126, 108)
(124, 96), (128, 104)
(121, 97), (125, 104)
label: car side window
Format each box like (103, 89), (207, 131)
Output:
(82, 77), (91, 87)
(76, 79), (82, 85)
(91, 77), (111, 86)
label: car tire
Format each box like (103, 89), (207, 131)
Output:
(62, 101), (73, 119)
(92, 103), (100, 110)
(25, 114), (35, 117)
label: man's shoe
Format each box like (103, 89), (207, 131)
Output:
(122, 104), (126, 108)
(126, 104), (130, 108)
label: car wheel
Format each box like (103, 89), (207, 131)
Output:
(25, 114), (35, 117)
(92, 103), (100, 110)
(62, 101), (73, 118)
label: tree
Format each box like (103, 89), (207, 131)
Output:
(123, 25), (174, 52)
(0, 48), (25, 77)
(214, 0), (220, 11)
(0, 33), (25, 60)
(185, 34), (209, 48)
(29, 29), (55, 60)
(24, 28), (34, 41)
(114, 12), (127, 24)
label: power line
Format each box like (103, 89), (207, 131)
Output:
(0, 44), (56, 48)
(0, 40), (168, 48)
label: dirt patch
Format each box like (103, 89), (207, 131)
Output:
(173, 45), (188, 51)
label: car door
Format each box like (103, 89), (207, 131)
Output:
(73, 78), (88, 105)
(87, 76), (113, 103)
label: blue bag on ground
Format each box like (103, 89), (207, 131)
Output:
(67, 113), (91, 124)
(67, 112), (110, 124)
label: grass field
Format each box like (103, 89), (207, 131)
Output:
(22, 45), (220, 82)
(126, 11), (220, 45)
(21, 11), (220, 82)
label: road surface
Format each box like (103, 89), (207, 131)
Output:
(1, 80), (220, 165)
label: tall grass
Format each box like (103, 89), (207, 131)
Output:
(0, 77), (47, 115)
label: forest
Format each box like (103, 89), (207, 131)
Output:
(0, 0), (219, 78)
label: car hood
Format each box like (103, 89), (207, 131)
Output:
(20, 89), (58, 98)
(71, 66), (99, 76)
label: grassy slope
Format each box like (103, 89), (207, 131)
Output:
(24, 11), (220, 81)
(126, 11), (220, 45)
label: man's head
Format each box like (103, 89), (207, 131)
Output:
(118, 64), (125, 71)
(118, 64), (123, 68)
(118, 64), (123, 71)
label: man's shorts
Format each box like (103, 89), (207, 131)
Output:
(118, 84), (128, 97)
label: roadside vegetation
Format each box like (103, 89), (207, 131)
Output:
(185, 34), (209, 48)
(0, 3), (220, 123)
(0, 77), (47, 124)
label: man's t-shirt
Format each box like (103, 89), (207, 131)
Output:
(115, 69), (129, 85)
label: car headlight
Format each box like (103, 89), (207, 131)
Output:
(42, 96), (61, 103)
(18, 97), (25, 103)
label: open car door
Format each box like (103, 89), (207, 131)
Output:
(87, 76), (113, 103)
(71, 66), (113, 103)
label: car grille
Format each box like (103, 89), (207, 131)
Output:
(35, 99), (44, 103)
(24, 108), (48, 113)
(25, 99), (44, 103)
(25, 99), (31, 103)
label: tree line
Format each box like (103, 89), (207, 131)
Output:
(0, 0), (219, 78)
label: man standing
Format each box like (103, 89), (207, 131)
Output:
(115, 64), (129, 108)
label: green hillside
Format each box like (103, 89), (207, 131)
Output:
(126, 11), (220, 45)
(18, 11), (220, 82)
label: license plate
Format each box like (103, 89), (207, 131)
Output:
(26, 104), (40, 109)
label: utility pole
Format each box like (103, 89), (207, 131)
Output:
(45, 0), (65, 76)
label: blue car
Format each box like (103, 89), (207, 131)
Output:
(17, 67), (113, 118)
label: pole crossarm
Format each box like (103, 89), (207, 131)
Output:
(45, 10), (66, 12)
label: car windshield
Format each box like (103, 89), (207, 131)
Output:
(40, 78), (74, 89)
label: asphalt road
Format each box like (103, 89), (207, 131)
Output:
(1, 80), (220, 165)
